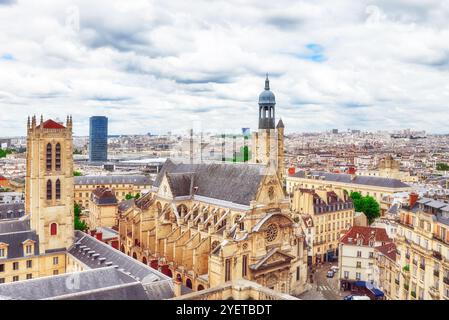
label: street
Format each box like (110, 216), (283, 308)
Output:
(298, 262), (348, 300)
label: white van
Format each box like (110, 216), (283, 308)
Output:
(351, 295), (371, 300)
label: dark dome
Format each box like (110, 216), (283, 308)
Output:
(258, 74), (276, 105)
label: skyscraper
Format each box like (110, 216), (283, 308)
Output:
(89, 116), (108, 162)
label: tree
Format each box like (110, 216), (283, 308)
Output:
(73, 171), (83, 176)
(74, 202), (88, 231)
(349, 191), (380, 224)
(436, 163), (449, 171)
(0, 148), (14, 159)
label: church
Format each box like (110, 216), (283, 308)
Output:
(118, 76), (308, 296)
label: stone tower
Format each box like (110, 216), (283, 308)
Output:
(25, 115), (74, 253)
(252, 75), (283, 177)
(253, 75), (276, 166)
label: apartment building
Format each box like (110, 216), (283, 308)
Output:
(291, 186), (354, 265)
(338, 226), (391, 291)
(395, 195), (449, 300)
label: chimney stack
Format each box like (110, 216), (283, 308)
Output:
(409, 192), (419, 208)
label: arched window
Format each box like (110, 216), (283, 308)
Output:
(55, 143), (61, 170)
(46, 143), (52, 171)
(46, 180), (52, 200)
(50, 223), (57, 236)
(55, 179), (61, 200)
(186, 278), (192, 289)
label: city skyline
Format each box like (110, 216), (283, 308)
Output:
(1, 1), (449, 136)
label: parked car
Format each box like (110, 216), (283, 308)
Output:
(326, 270), (334, 278)
(343, 295), (371, 300)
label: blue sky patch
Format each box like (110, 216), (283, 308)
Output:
(1, 53), (14, 60)
(296, 44), (326, 62)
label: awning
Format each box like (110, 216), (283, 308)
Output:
(354, 281), (366, 287)
(369, 287), (384, 297)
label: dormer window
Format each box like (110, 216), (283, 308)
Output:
(22, 240), (35, 257)
(0, 243), (8, 259)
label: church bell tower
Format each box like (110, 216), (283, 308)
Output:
(26, 116), (74, 253)
(252, 75), (286, 187)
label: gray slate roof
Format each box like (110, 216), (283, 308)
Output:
(75, 175), (152, 186)
(0, 203), (25, 220)
(0, 217), (39, 259)
(293, 171), (410, 189)
(0, 231), (39, 259)
(0, 267), (149, 300)
(0, 218), (31, 234)
(118, 199), (135, 213)
(68, 231), (170, 282)
(155, 159), (266, 206)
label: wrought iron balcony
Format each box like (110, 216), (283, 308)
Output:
(432, 251), (442, 261)
(434, 270), (440, 277)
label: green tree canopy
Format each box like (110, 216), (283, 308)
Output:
(73, 171), (83, 176)
(74, 202), (88, 231)
(436, 163), (449, 171)
(349, 191), (380, 224)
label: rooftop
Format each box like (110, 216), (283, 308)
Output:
(292, 170), (410, 189)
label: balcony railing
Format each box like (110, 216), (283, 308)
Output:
(420, 263), (426, 270)
(444, 277), (449, 285)
(395, 279), (400, 285)
(433, 251), (442, 261)
(434, 270), (440, 277)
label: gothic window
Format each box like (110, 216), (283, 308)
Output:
(50, 223), (57, 236)
(225, 258), (231, 282)
(46, 180), (52, 200)
(265, 223), (278, 243)
(55, 179), (61, 200)
(55, 143), (61, 170)
(46, 143), (52, 171)
(242, 255), (248, 277)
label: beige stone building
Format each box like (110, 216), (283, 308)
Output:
(291, 186), (354, 265)
(74, 175), (151, 208)
(393, 196), (449, 300)
(0, 116), (74, 284)
(356, 155), (419, 183)
(0, 116), (175, 300)
(86, 187), (118, 230)
(118, 160), (308, 296)
(286, 170), (411, 203)
(118, 77), (308, 297)
(171, 279), (299, 300)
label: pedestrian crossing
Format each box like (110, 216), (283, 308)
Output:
(317, 285), (332, 291)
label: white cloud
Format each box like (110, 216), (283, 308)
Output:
(0, 0), (449, 136)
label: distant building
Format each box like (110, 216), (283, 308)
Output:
(89, 116), (108, 162)
(286, 170), (411, 203)
(74, 175), (152, 208)
(332, 129), (339, 134)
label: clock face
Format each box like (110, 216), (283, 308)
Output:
(265, 223), (278, 243)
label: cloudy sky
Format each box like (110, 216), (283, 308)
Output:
(1, 0), (449, 136)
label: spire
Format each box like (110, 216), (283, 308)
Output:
(265, 73), (270, 90)
(276, 118), (284, 129)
